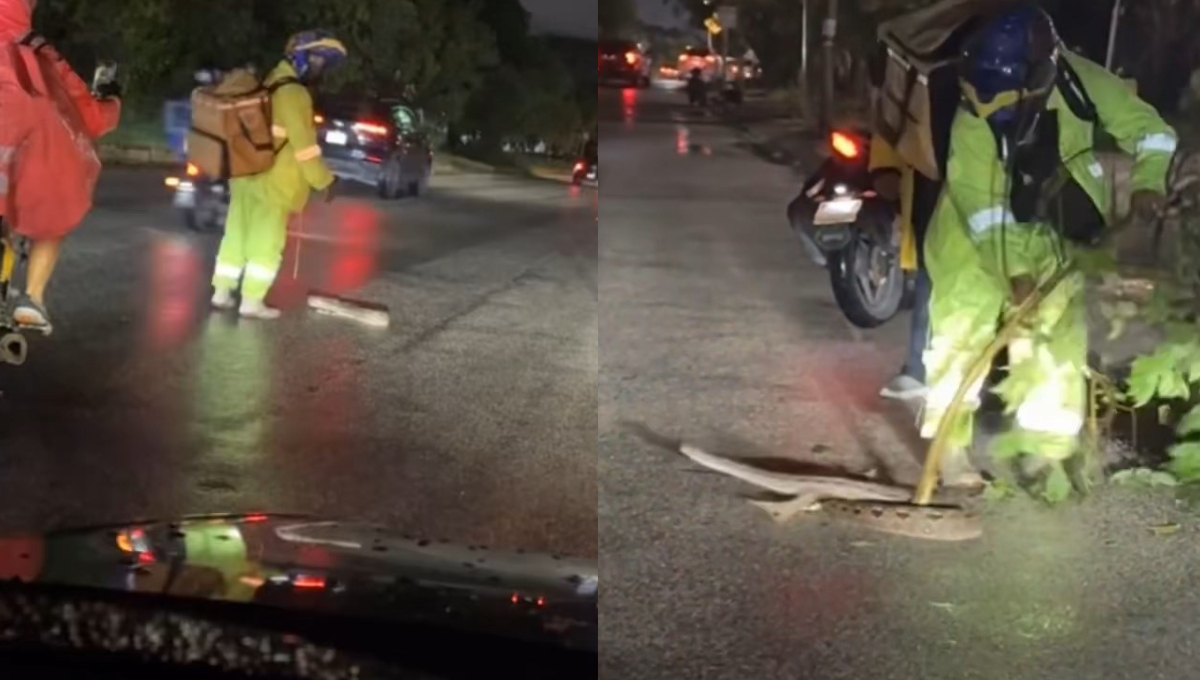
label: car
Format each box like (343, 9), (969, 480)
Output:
(677, 46), (722, 82)
(599, 40), (651, 87)
(316, 97), (433, 200)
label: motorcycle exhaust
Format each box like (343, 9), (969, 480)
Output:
(791, 223), (828, 267)
(786, 196), (828, 267)
(0, 332), (27, 366)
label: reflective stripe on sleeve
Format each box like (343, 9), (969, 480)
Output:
(967, 206), (1017, 239)
(294, 145), (323, 162)
(272, 125), (288, 138)
(1137, 133), (1178, 155)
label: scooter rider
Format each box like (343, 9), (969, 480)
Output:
(686, 67), (707, 106)
(209, 30), (346, 319)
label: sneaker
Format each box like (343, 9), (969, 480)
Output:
(211, 288), (236, 310)
(239, 299), (281, 320)
(880, 374), (927, 400)
(13, 295), (52, 336)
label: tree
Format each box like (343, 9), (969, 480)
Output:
(600, 0), (638, 39)
(35, 0), (590, 156)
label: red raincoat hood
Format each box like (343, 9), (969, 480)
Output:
(0, 0), (33, 41)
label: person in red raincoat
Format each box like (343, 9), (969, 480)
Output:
(0, 0), (121, 334)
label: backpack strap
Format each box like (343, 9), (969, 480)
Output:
(18, 32), (49, 54)
(265, 75), (302, 94)
(262, 76), (304, 155)
(1055, 55), (1099, 125)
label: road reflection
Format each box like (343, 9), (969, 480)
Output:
(622, 87), (638, 129)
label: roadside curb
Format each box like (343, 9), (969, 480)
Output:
(98, 144), (178, 167)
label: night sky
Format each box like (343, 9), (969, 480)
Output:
(520, 0), (598, 39)
(637, 0), (690, 28)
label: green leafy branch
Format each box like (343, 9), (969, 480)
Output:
(1098, 150), (1200, 482)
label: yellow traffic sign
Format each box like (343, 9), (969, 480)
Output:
(705, 17), (722, 35)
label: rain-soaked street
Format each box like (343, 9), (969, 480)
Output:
(0, 166), (597, 560)
(599, 85), (1200, 679)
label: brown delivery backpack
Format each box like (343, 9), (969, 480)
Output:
(871, 0), (1015, 181)
(871, 0), (1101, 182)
(187, 69), (302, 179)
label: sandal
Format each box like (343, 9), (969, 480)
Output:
(13, 295), (52, 336)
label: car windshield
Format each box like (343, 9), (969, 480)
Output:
(1, 0), (598, 675)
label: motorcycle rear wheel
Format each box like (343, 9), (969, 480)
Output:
(828, 233), (906, 329)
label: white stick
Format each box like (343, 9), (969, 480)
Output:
(679, 443), (911, 500)
(292, 211), (304, 280)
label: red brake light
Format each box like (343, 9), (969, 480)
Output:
(574, 162), (585, 172)
(186, 163), (200, 177)
(831, 131), (860, 159)
(244, 514), (269, 523)
(293, 575), (326, 590)
(353, 121), (389, 136)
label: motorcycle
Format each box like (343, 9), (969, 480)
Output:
(572, 159), (598, 186)
(787, 128), (914, 328)
(162, 71), (231, 234)
(0, 219), (29, 365)
(164, 162), (229, 233)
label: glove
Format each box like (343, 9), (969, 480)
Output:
(1130, 189), (1167, 225)
(323, 176), (339, 203)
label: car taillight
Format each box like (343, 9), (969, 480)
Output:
(293, 575), (327, 590)
(625, 51), (639, 65)
(186, 163), (200, 177)
(574, 162), (586, 172)
(353, 121), (389, 137)
(831, 131), (860, 159)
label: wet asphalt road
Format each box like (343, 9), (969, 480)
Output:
(0, 166), (598, 560)
(599, 86), (1200, 679)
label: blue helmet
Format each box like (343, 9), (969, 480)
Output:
(960, 4), (1059, 126)
(285, 29), (348, 81)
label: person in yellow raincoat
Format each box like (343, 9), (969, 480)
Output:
(923, 4), (1176, 495)
(210, 30), (346, 319)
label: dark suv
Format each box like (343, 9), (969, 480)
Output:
(316, 97), (433, 199)
(599, 40), (651, 87)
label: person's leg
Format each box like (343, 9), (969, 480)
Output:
(881, 267), (932, 399)
(24, 238), (63, 306)
(905, 268), (931, 381)
(1004, 271), (1089, 499)
(921, 263), (1006, 487)
(211, 180), (251, 308)
(12, 237), (64, 331)
(239, 198), (290, 319)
